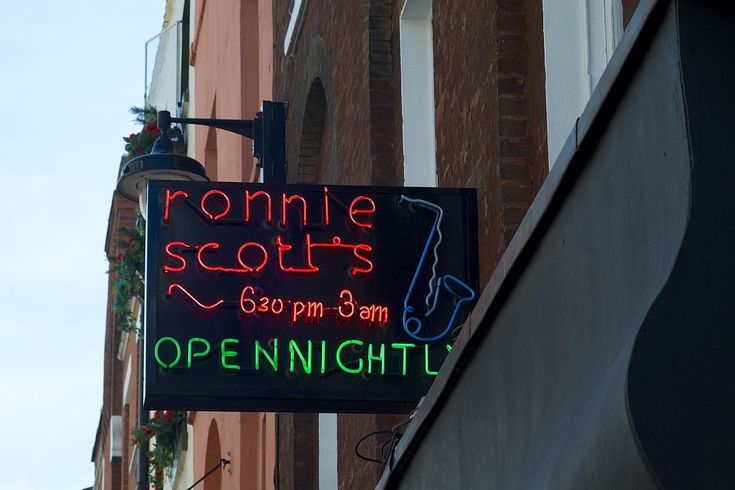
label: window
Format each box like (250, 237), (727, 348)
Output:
(145, 4), (191, 115)
(284, 0), (309, 55)
(400, 0), (437, 187)
(543, 0), (624, 166)
(297, 78), (327, 184)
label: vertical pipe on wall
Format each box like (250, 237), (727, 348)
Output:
(136, 335), (148, 490)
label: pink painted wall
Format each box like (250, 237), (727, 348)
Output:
(191, 0), (270, 182)
(190, 1), (275, 488)
(190, 412), (275, 490)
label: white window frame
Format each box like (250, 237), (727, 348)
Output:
(284, 0), (309, 56)
(400, 0), (437, 187)
(318, 413), (338, 490)
(543, 0), (623, 167)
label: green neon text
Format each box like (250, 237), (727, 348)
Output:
(155, 337), (182, 368)
(255, 339), (278, 371)
(390, 343), (415, 376)
(336, 340), (364, 374)
(221, 338), (240, 370)
(320, 340), (327, 374)
(152, 336), (453, 377)
(367, 343), (385, 375)
(187, 337), (211, 368)
(289, 340), (313, 374)
(424, 344), (438, 376)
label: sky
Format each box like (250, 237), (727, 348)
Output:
(0, 2), (165, 488)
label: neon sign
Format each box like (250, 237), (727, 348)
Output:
(144, 181), (478, 412)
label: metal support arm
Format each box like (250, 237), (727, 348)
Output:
(156, 101), (287, 184)
(157, 111), (256, 140)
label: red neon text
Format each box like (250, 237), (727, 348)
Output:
(323, 187), (330, 225)
(201, 189), (231, 221)
(236, 287), (388, 326)
(164, 236), (372, 276)
(348, 196), (376, 229)
(292, 300), (325, 323)
(245, 190), (273, 223)
(275, 235), (318, 273)
(240, 286), (286, 315)
(165, 241), (272, 274)
(197, 242), (268, 273)
(281, 194), (308, 227)
(167, 284), (390, 327)
(163, 186), (360, 229)
(164, 190), (189, 222)
(310, 236), (373, 275)
(338, 290), (388, 324)
(275, 234), (373, 276)
(164, 241), (190, 273)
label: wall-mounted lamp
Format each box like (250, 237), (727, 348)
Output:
(117, 102), (286, 490)
(116, 121), (208, 219)
(116, 101), (287, 218)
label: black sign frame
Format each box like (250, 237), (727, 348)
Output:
(144, 181), (478, 413)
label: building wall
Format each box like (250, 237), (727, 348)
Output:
(272, 0), (549, 488)
(92, 193), (138, 490)
(275, 0), (549, 310)
(432, 0), (548, 282)
(187, 412), (274, 490)
(378, 2), (732, 485)
(189, 1), (276, 489)
(542, 0), (640, 168)
(96, 0), (645, 488)
(191, 0), (264, 182)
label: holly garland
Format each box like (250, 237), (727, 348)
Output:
(110, 106), (158, 333)
(110, 224), (145, 332)
(119, 109), (186, 489)
(131, 410), (187, 490)
(123, 106), (160, 160)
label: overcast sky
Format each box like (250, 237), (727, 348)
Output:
(0, 2), (164, 488)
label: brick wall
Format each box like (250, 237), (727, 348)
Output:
(273, 0), (549, 487)
(368, 0), (400, 185)
(525, 0), (549, 195)
(277, 413), (319, 489)
(273, 2), (407, 488)
(275, 0), (372, 185)
(433, 0), (547, 283)
(98, 192), (138, 490)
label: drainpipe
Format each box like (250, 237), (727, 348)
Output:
(137, 333), (149, 490)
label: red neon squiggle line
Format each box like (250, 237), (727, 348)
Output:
(167, 283), (224, 310)
(245, 190), (272, 223)
(164, 190), (189, 222)
(163, 241), (191, 273)
(201, 189), (231, 221)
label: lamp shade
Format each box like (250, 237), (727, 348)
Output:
(117, 152), (208, 200)
(116, 135), (209, 218)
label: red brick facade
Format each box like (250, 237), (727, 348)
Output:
(273, 0), (549, 487)
(92, 193), (139, 490)
(275, 0), (548, 285)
